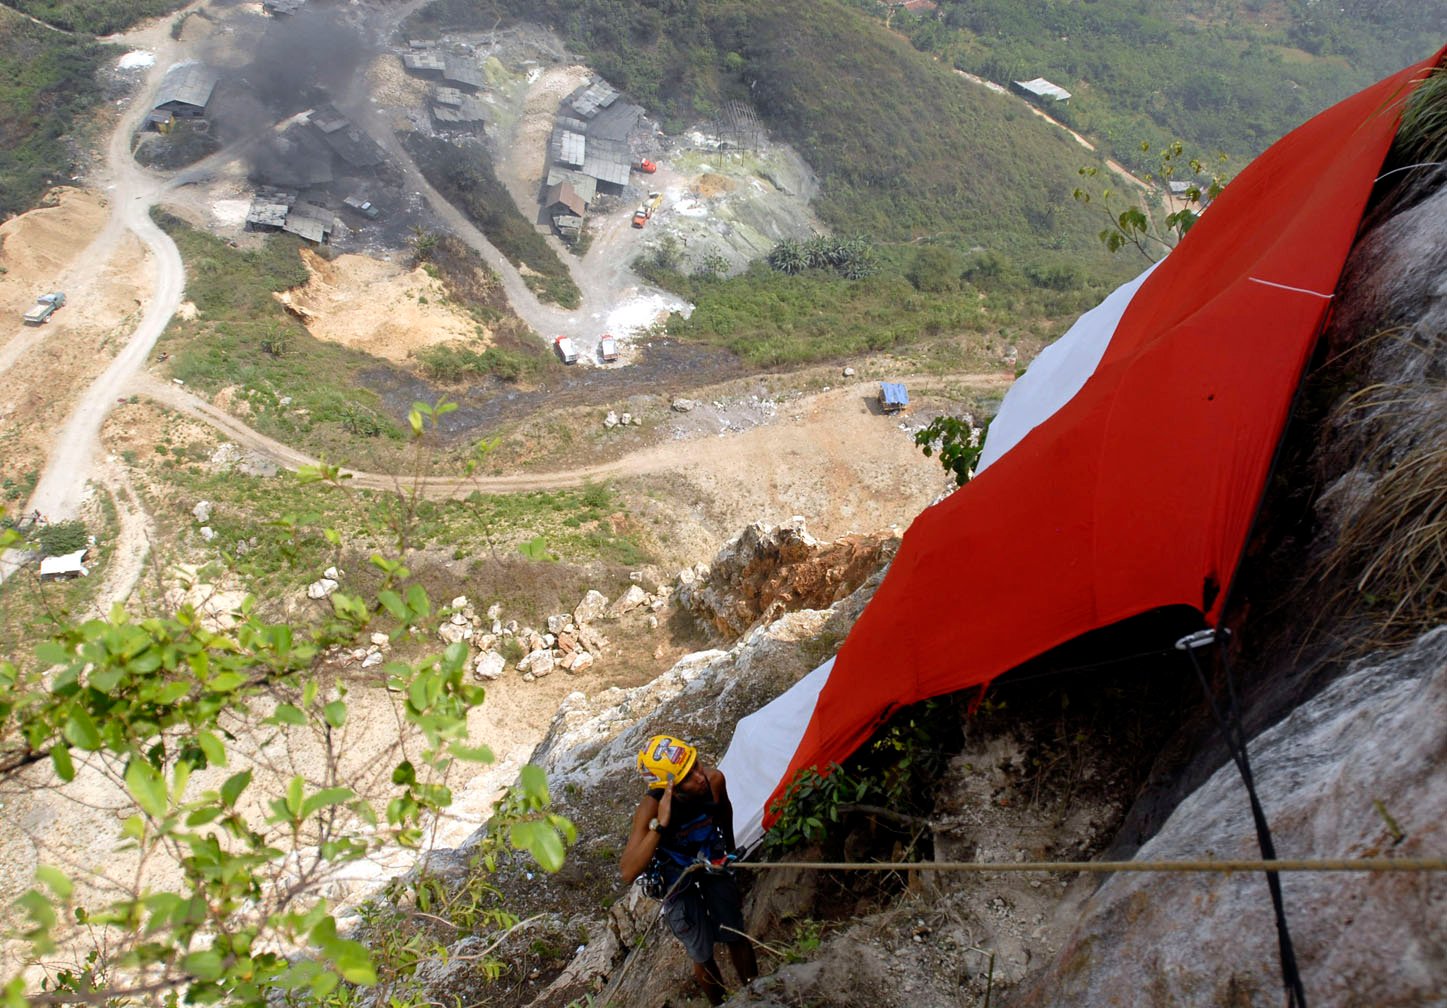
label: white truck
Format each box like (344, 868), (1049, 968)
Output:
(23, 291), (65, 325)
(599, 334), (619, 362)
(554, 335), (580, 364)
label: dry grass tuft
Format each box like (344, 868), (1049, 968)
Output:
(1317, 341), (1447, 641)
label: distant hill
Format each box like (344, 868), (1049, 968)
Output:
(895, 0), (1445, 170)
(414, 0), (1125, 254)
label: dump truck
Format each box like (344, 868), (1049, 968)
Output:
(631, 192), (665, 228)
(23, 292), (65, 325)
(554, 335), (580, 364)
(599, 334), (619, 362)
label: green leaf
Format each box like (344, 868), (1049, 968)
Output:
(322, 701), (347, 728)
(19, 889), (56, 930)
(62, 708), (102, 750)
(185, 807), (223, 827)
(208, 671), (247, 692)
(196, 730), (227, 768)
(377, 590), (407, 620)
(391, 761), (415, 786)
(182, 949), (225, 980)
(126, 760), (168, 819)
(35, 865), (72, 899)
(221, 770), (252, 807)
(449, 743), (495, 764)
(35, 641), (71, 667)
(529, 827), (567, 873)
(404, 584), (430, 618)
(50, 744), (75, 782)
(285, 775), (305, 819)
(271, 704), (307, 726)
(300, 787), (354, 819)
(519, 764), (549, 803)
(336, 953), (376, 985)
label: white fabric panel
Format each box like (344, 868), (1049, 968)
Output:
(977, 259), (1162, 472)
(719, 656), (836, 849)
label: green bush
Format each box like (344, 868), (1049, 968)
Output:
(37, 519), (88, 557)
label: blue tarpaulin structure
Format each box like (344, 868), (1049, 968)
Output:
(878, 382), (909, 413)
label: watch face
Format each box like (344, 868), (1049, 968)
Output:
(649, 818), (660, 832)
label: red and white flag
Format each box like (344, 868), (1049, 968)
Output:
(722, 50), (1444, 847)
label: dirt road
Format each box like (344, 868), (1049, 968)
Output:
(131, 368), (1009, 505)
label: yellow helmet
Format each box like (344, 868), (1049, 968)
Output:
(637, 735), (697, 789)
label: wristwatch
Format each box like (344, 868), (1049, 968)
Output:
(648, 817), (661, 832)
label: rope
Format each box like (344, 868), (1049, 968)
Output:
(1176, 632), (1308, 1007)
(728, 857), (1447, 874)
(594, 862), (707, 1005)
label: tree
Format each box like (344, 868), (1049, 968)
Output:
(1073, 142), (1230, 259)
(0, 402), (574, 1008)
(914, 415), (990, 487)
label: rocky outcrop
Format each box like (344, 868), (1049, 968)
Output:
(678, 517), (898, 638)
(1006, 628), (1447, 1008)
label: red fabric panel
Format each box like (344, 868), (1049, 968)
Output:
(764, 52), (1443, 827)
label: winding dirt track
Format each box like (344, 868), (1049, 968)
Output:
(130, 370), (1014, 497)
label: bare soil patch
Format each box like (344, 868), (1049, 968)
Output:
(278, 248), (482, 363)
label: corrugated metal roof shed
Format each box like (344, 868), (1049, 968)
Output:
(308, 103), (349, 133)
(432, 96), (488, 123)
(1013, 77), (1072, 101)
(545, 167), (597, 204)
(582, 154), (630, 187)
(39, 549), (89, 579)
(404, 52), (445, 73)
(155, 62), (217, 112)
(878, 382), (910, 412)
(283, 202), (334, 243)
(570, 81), (620, 118)
(246, 201), (290, 229)
(443, 54), (485, 90)
(556, 116), (589, 134)
(319, 126), (386, 168)
(545, 181), (587, 217)
(558, 130), (586, 167)
(588, 101), (642, 143)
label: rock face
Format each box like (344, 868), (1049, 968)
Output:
(402, 158), (1446, 1008)
(679, 518), (898, 638)
(1008, 629), (1447, 1008)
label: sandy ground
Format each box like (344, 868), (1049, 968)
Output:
(0, 189), (153, 493)
(278, 248), (482, 361)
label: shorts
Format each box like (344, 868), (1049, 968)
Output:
(662, 871), (746, 964)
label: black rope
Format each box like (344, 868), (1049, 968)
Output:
(1178, 630), (1308, 1008)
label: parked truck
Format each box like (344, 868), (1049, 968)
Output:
(599, 334), (619, 362)
(630, 192), (665, 229)
(554, 335), (580, 364)
(23, 292), (65, 325)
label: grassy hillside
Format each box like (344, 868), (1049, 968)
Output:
(898, 0), (1444, 170)
(414, 0), (1120, 253)
(0, 9), (108, 215)
(6, 0), (187, 35)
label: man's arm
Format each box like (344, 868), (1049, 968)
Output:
(619, 790), (664, 883)
(710, 769), (737, 851)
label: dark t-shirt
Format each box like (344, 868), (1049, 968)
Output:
(651, 788), (728, 886)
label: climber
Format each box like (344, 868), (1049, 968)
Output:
(620, 734), (759, 1005)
